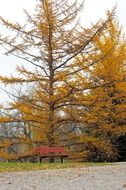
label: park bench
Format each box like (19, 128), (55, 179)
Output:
(34, 146), (68, 163)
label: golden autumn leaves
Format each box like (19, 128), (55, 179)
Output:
(0, 1), (125, 161)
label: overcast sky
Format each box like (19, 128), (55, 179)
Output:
(0, 0), (126, 101)
(0, 0), (126, 75)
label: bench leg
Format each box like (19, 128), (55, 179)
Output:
(40, 158), (42, 163)
(61, 157), (63, 163)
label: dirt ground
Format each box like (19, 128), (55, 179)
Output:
(0, 164), (126, 190)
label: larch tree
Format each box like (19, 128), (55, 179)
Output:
(0, 0), (113, 161)
(77, 12), (126, 161)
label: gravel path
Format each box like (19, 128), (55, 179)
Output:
(0, 164), (126, 190)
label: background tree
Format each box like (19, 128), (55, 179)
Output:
(76, 12), (126, 161)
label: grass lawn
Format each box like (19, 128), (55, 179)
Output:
(0, 162), (112, 172)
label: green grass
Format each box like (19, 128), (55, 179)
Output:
(0, 162), (112, 173)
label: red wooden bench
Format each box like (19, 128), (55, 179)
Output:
(33, 146), (68, 163)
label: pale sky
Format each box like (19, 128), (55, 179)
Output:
(0, 0), (126, 102)
(0, 0), (126, 75)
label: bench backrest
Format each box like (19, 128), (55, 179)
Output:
(34, 146), (66, 154)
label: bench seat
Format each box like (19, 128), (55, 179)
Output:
(33, 146), (68, 163)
